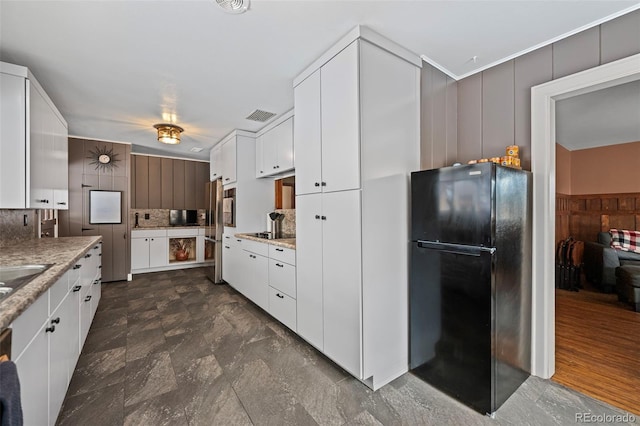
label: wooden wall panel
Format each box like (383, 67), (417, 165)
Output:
(457, 73), (482, 163)
(196, 162), (209, 210)
(420, 64), (433, 169)
(148, 156), (162, 209)
(514, 46), (553, 171)
(161, 158), (173, 209)
(445, 77), (458, 166)
(173, 160), (185, 210)
(601, 9), (640, 64)
(134, 155), (149, 209)
(482, 60), (515, 158)
(184, 160), (196, 210)
(570, 215), (601, 243)
(130, 153), (136, 209)
(552, 26), (600, 80)
(431, 68), (448, 168)
(607, 215), (636, 231)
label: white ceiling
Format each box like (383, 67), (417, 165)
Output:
(1, 0), (639, 160)
(556, 80), (640, 151)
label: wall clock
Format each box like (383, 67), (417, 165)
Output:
(88, 146), (120, 171)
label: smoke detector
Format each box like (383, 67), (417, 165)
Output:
(215, 0), (249, 14)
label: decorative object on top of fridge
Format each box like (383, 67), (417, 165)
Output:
(466, 145), (522, 169)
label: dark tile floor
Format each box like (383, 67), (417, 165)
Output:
(57, 268), (636, 425)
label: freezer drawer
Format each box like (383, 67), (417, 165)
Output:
(409, 242), (494, 414)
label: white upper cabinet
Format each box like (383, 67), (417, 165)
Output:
(221, 135), (237, 185)
(0, 62), (68, 209)
(209, 143), (222, 181)
(320, 42), (360, 193)
(294, 42), (360, 195)
(255, 111), (294, 178)
(294, 71), (322, 195)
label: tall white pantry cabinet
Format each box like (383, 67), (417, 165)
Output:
(294, 27), (421, 389)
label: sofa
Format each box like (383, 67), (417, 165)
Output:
(583, 231), (640, 293)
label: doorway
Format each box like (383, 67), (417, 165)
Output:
(530, 53), (640, 378)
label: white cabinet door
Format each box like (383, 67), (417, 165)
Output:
(52, 115), (68, 209)
(29, 82), (53, 209)
(131, 238), (150, 270)
(222, 241), (235, 285)
(262, 128), (278, 175)
(15, 323), (49, 426)
(255, 134), (266, 178)
(49, 294), (73, 424)
(210, 144), (222, 180)
(321, 41), (360, 193)
(80, 289), (92, 347)
(276, 116), (294, 172)
(90, 276), (101, 319)
(221, 137), (237, 185)
(244, 251), (268, 311)
(294, 70), (322, 195)
(322, 190), (362, 378)
(149, 236), (167, 268)
(67, 284), (80, 369)
(295, 193), (324, 349)
(0, 72), (27, 208)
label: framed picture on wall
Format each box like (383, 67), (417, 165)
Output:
(89, 190), (122, 224)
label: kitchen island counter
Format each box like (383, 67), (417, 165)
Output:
(0, 236), (101, 330)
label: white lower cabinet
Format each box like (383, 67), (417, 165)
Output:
(223, 236), (297, 333)
(296, 190), (363, 378)
(131, 229), (168, 271)
(11, 245), (102, 426)
(268, 287), (296, 331)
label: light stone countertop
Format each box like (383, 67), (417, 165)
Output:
(0, 236), (102, 330)
(235, 233), (296, 250)
(132, 226), (209, 230)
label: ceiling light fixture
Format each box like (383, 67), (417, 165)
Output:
(154, 123), (184, 145)
(216, 0), (249, 14)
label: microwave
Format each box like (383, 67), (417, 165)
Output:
(170, 209), (198, 226)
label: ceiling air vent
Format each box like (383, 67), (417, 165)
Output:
(190, 147), (203, 153)
(246, 109), (276, 123)
(215, 0), (249, 14)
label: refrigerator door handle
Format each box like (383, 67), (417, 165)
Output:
(417, 240), (496, 256)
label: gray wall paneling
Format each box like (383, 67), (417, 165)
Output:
(552, 26), (600, 80)
(482, 60), (515, 158)
(445, 77), (458, 166)
(184, 160), (196, 210)
(173, 160), (185, 210)
(421, 62), (457, 169)
(148, 156), (162, 209)
(134, 155), (149, 209)
(601, 10), (640, 64)
(161, 158), (173, 209)
(457, 73), (482, 163)
(514, 46), (553, 170)
(456, 10), (640, 170)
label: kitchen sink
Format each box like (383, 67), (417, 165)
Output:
(0, 264), (53, 299)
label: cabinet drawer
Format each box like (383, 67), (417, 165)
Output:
(132, 229), (167, 238)
(241, 238), (269, 257)
(269, 286), (296, 332)
(167, 228), (198, 237)
(49, 272), (69, 315)
(269, 259), (296, 298)
(269, 245), (296, 265)
(223, 233), (237, 247)
(10, 292), (48, 359)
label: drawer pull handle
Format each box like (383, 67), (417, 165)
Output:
(315, 215), (320, 219)
(225, 178), (230, 181)
(93, 280), (99, 285)
(224, 246), (230, 249)
(275, 263), (284, 268)
(98, 266), (102, 269)
(72, 285), (82, 292)
(276, 293), (284, 299)
(57, 202), (67, 205)
(321, 216), (326, 220)
(314, 182), (320, 187)
(46, 325), (56, 333)
(275, 248), (283, 252)
(85, 295), (92, 302)
(51, 317), (60, 324)
(85, 253), (92, 258)
(73, 264), (81, 270)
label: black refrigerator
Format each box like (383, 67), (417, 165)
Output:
(409, 162), (532, 415)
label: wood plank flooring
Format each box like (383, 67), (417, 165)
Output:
(554, 287), (640, 415)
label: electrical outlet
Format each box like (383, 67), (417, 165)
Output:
(144, 213), (150, 219)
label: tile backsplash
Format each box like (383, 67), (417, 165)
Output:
(131, 209), (207, 228)
(276, 209), (296, 236)
(0, 210), (38, 247)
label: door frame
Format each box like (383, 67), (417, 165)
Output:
(530, 52), (640, 378)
